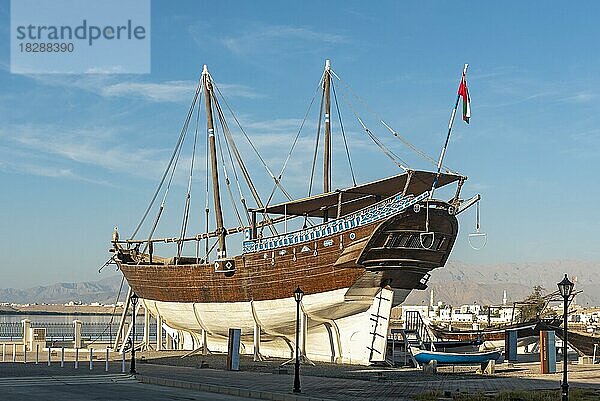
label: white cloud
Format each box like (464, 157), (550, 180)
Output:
(222, 25), (347, 56)
(24, 75), (263, 102)
(561, 92), (595, 103)
(217, 83), (265, 100)
(101, 80), (197, 102)
(0, 124), (170, 182)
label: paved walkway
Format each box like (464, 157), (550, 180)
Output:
(1, 357), (599, 400)
(134, 361), (600, 401)
(0, 364), (254, 401)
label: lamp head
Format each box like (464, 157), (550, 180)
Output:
(557, 274), (574, 298)
(131, 292), (139, 303)
(293, 286), (304, 302)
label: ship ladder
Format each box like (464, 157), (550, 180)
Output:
(367, 288), (394, 365)
(398, 330), (420, 368)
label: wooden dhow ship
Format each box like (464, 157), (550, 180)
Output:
(111, 61), (480, 364)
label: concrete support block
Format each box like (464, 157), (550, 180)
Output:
(21, 319), (31, 351)
(73, 320), (82, 349)
(422, 360), (437, 373)
(477, 359), (495, 374)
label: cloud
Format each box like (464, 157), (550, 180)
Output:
(240, 117), (306, 133)
(0, 158), (75, 179)
(221, 25), (347, 56)
(217, 83), (265, 100)
(561, 92), (596, 103)
(101, 80), (198, 102)
(24, 75), (263, 102)
(476, 68), (597, 109)
(0, 145), (116, 186)
(0, 124), (171, 182)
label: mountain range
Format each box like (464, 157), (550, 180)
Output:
(405, 259), (600, 307)
(0, 260), (597, 307)
(0, 274), (127, 305)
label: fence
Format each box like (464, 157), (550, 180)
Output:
(0, 322), (23, 341)
(0, 321), (151, 343)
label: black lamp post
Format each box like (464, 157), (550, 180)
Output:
(130, 292), (139, 374)
(293, 286), (304, 394)
(557, 274), (574, 401)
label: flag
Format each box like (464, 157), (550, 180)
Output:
(458, 76), (471, 124)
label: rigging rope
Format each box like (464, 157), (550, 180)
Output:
(358, 116), (409, 171)
(325, 73), (409, 171)
(219, 109), (252, 226)
(178, 93), (202, 257)
(259, 71), (326, 231)
(215, 117), (244, 227)
(329, 69), (455, 174)
(210, 91), (251, 226)
(331, 80), (357, 187)
(211, 82), (278, 236)
(211, 77), (292, 201)
(145, 123), (187, 260)
(129, 79), (203, 240)
(86, 275), (126, 346)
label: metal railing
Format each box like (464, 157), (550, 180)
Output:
(404, 310), (435, 349)
(0, 322), (23, 341)
(0, 321), (154, 343)
(33, 323), (73, 341)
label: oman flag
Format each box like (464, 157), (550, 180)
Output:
(458, 76), (471, 124)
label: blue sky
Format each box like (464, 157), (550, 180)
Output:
(1, 1), (599, 288)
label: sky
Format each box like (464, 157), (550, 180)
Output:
(0, 1), (599, 288)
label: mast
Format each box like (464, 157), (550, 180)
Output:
(323, 59), (332, 221)
(202, 65), (227, 259)
(430, 63), (469, 200)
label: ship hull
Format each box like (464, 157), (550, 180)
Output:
(143, 286), (409, 364)
(117, 193), (459, 364)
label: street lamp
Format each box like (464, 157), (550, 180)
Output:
(557, 274), (574, 401)
(293, 286), (304, 394)
(130, 292), (139, 374)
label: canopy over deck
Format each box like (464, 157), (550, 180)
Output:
(253, 170), (464, 218)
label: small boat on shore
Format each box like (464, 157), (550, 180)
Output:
(547, 324), (600, 356)
(411, 347), (501, 365)
(429, 321), (539, 342)
(428, 339), (482, 352)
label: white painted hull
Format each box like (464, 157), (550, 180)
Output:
(143, 286), (410, 364)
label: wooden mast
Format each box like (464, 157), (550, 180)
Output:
(202, 65), (227, 259)
(323, 59), (332, 222)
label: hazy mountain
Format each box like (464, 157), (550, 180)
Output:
(1, 260), (598, 306)
(405, 260), (600, 307)
(0, 275), (128, 304)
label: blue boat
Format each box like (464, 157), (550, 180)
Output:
(411, 347), (502, 365)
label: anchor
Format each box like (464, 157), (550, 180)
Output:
(468, 200), (487, 250)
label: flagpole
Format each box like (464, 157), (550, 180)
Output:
(429, 63), (469, 200)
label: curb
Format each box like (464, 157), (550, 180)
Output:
(136, 374), (334, 401)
